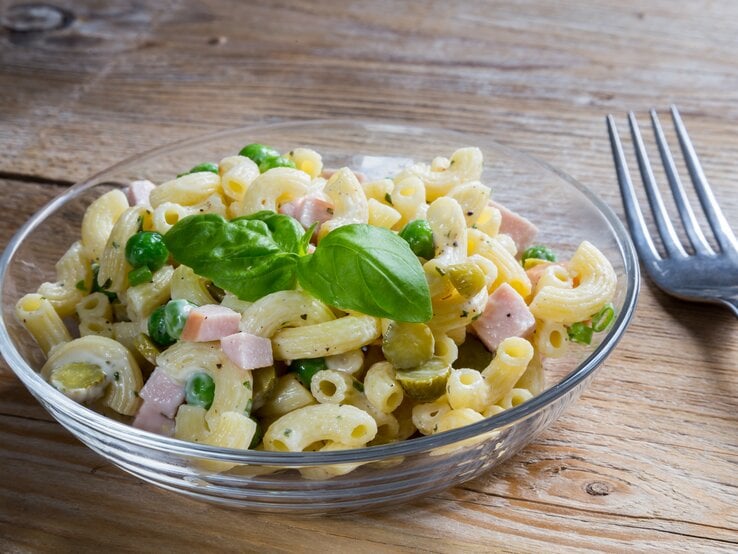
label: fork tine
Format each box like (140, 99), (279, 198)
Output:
(650, 109), (714, 256)
(606, 115), (660, 263)
(671, 105), (738, 252)
(627, 112), (687, 258)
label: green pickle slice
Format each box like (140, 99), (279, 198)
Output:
(395, 357), (451, 402)
(447, 262), (486, 299)
(133, 333), (161, 365)
(453, 334), (494, 371)
(49, 362), (107, 401)
(382, 321), (434, 370)
(252, 366), (277, 411)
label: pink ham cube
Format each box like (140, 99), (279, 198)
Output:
(472, 283), (535, 351)
(125, 179), (156, 207)
(138, 367), (184, 418)
(181, 305), (241, 342)
(221, 332), (273, 370)
(280, 195), (335, 231)
(490, 200), (538, 253)
(133, 401), (175, 437)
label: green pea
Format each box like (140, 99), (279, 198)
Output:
(185, 372), (215, 410)
(258, 155), (296, 173)
(125, 231), (169, 271)
(521, 245), (556, 265)
(567, 322), (593, 345)
(289, 358), (327, 388)
(127, 266), (153, 287)
(239, 143), (280, 166)
(399, 219), (435, 260)
(148, 305), (175, 347)
(178, 162), (219, 177)
(164, 299), (195, 340)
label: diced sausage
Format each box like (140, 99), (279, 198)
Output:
(490, 200), (538, 252)
(472, 283), (535, 351)
(181, 305), (241, 342)
(138, 367), (184, 418)
(220, 332), (274, 370)
(125, 179), (156, 207)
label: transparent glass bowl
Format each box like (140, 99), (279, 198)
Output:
(0, 120), (639, 514)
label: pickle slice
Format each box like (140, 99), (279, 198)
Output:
(395, 357), (450, 402)
(133, 333), (161, 366)
(382, 321), (434, 370)
(453, 334), (494, 371)
(49, 362), (107, 402)
(447, 262), (486, 299)
(252, 366), (277, 410)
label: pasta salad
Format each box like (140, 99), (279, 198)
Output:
(16, 143), (617, 469)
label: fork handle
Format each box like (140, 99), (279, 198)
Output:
(719, 293), (738, 318)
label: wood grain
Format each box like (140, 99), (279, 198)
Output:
(1, 0), (737, 551)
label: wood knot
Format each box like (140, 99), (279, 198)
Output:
(585, 481), (611, 496)
(1, 3), (74, 33)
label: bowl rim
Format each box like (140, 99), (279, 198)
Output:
(0, 118), (640, 466)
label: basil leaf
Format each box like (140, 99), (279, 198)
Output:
(296, 224), (432, 322)
(235, 211), (304, 254)
(164, 214), (298, 301)
(299, 222), (318, 256)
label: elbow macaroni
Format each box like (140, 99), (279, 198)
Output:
(16, 143), (619, 478)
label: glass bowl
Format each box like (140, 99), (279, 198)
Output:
(0, 120), (639, 514)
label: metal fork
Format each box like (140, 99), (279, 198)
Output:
(607, 105), (738, 316)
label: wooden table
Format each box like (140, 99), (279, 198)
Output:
(1, 1), (736, 551)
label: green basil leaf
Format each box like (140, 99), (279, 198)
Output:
(213, 252), (299, 300)
(164, 214), (298, 301)
(299, 222), (318, 256)
(235, 211), (304, 254)
(296, 224), (432, 322)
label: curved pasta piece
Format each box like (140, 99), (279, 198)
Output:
(155, 340), (223, 384)
(239, 290), (335, 337)
(81, 189), (129, 261)
(149, 171), (221, 208)
(15, 293), (71, 355)
(170, 265), (215, 306)
(41, 335), (143, 416)
(446, 368), (489, 412)
(263, 404), (377, 452)
(310, 369), (355, 405)
(529, 241), (617, 324)
(126, 265), (174, 321)
(389, 176), (426, 229)
(287, 148), (323, 179)
(396, 147), (483, 201)
(271, 315), (381, 360)
(364, 362), (404, 414)
(317, 168), (369, 240)
(447, 181), (491, 227)
(468, 228), (531, 297)
(151, 202), (189, 234)
(481, 336), (534, 403)
(298, 442), (366, 480)
(36, 241), (90, 317)
(97, 206), (147, 293)
(220, 158), (260, 202)
(232, 167), (310, 216)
